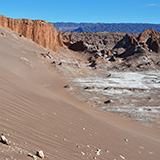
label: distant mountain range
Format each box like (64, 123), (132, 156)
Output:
(53, 22), (92, 32)
(54, 22), (160, 33)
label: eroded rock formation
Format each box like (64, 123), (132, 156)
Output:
(138, 29), (160, 53)
(0, 15), (62, 52)
(62, 29), (160, 70)
(63, 29), (160, 55)
(62, 31), (126, 52)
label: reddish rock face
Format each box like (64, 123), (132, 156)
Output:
(138, 29), (160, 42)
(0, 15), (60, 52)
(57, 32), (65, 48)
(138, 29), (160, 53)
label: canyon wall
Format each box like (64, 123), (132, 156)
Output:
(0, 15), (61, 52)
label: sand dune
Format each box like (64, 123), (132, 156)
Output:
(0, 26), (160, 160)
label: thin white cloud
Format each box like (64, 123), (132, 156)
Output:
(143, 4), (160, 7)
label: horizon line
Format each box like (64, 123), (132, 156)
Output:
(52, 22), (160, 25)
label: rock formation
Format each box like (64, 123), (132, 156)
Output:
(138, 29), (160, 53)
(62, 29), (160, 55)
(113, 34), (139, 49)
(62, 31), (126, 52)
(68, 41), (87, 51)
(0, 15), (62, 52)
(116, 29), (160, 58)
(138, 29), (160, 42)
(62, 29), (160, 70)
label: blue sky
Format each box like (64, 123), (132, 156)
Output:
(1, 0), (160, 24)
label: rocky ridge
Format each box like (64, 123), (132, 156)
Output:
(62, 29), (160, 70)
(0, 15), (64, 52)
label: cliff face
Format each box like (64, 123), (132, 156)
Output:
(0, 15), (60, 52)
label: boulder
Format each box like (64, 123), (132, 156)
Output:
(36, 150), (45, 159)
(0, 134), (9, 145)
(64, 85), (70, 88)
(104, 100), (112, 104)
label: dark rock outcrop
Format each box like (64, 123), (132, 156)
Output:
(149, 39), (160, 53)
(69, 41), (87, 51)
(114, 34), (139, 49)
